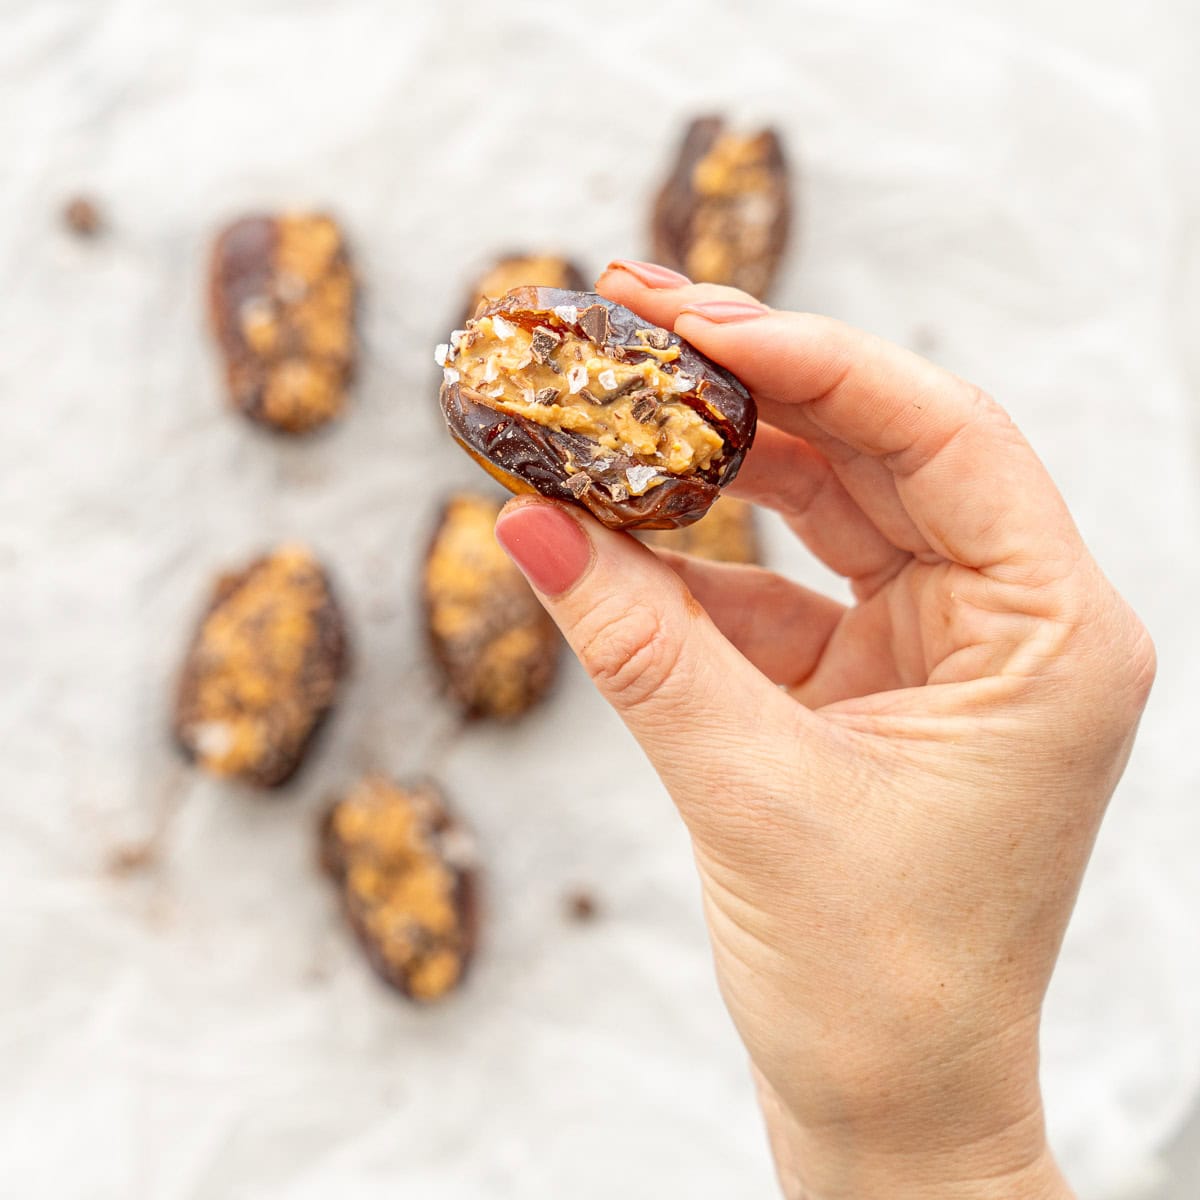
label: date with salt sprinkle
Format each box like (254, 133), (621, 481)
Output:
(437, 287), (755, 531)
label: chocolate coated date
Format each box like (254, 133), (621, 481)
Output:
(208, 212), (357, 433)
(172, 544), (347, 787)
(437, 287), (755, 531)
(320, 776), (478, 1002)
(652, 116), (791, 300)
(423, 491), (560, 719)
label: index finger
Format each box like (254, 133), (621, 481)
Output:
(597, 268), (1081, 581)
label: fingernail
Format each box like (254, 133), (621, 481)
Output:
(495, 503), (594, 597)
(604, 259), (692, 289)
(678, 300), (769, 323)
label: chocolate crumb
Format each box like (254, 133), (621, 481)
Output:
(63, 196), (102, 237)
(578, 388), (602, 405)
(106, 840), (158, 877)
(566, 473), (592, 498)
(579, 304), (611, 347)
(609, 481), (630, 502)
(642, 328), (671, 351)
(565, 889), (599, 922)
(535, 386), (561, 405)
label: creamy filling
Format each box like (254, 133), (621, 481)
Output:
(442, 315), (724, 488)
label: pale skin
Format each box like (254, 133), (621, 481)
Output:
(493, 260), (1156, 1199)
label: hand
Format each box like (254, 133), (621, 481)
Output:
(493, 262), (1155, 1200)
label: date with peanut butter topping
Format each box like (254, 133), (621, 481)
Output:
(424, 492), (560, 719)
(172, 545), (347, 787)
(320, 776), (479, 1002)
(208, 213), (357, 433)
(639, 496), (762, 565)
(652, 116), (791, 300)
(437, 288), (755, 531)
(461, 252), (587, 324)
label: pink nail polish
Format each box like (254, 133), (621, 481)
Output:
(495, 503), (593, 597)
(604, 259), (692, 289)
(678, 300), (769, 323)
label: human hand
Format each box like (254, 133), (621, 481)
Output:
(493, 262), (1155, 1200)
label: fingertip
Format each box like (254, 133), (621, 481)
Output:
(494, 499), (595, 598)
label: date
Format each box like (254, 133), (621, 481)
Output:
(652, 116), (791, 300)
(437, 288), (755, 531)
(172, 544), (347, 787)
(638, 496), (761, 565)
(208, 213), (357, 433)
(320, 776), (479, 1002)
(461, 252), (587, 324)
(423, 491), (560, 719)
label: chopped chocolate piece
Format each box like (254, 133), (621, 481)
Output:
(208, 213), (357, 433)
(438, 287), (755, 530)
(639, 496), (762, 565)
(566, 472), (592, 498)
(578, 303), (611, 347)
(172, 544), (347, 787)
(321, 776), (478, 1002)
(63, 196), (102, 237)
(529, 325), (562, 363)
(460, 252), (588, 324)
(651, 115), (792, 300)
(535, 386), (561, 405)
(423, 492), (561, 719)
(630, 391), (659, 423)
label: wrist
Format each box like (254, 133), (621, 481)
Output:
(761, 1079), (1074, 1200)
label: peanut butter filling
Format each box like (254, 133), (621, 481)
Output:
(444, 315), (725, 487)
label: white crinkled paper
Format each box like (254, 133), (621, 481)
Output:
(2, 2), (1198, 1197)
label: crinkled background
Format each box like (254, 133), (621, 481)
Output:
(2, 1), (1199, 1197)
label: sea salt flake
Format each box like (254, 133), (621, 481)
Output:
(567, 365), (588, 394)
(434, 343), (451, 367)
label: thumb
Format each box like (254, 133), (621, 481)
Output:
(494, 497), (809, 835)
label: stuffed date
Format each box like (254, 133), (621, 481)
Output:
(436, 287), (755, 531)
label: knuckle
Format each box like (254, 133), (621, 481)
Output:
(577, 598), (683, 710)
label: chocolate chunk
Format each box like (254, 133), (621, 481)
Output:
(631, 393), (659, 423)
(535, 386), (561, 406)
(641, 328), (671, 351)
(566, 472), (592, 498)
(529, 325), (562, 363)
(579, 303), (611, 347)
(320, 776), (478, 1002)
(172, 544), (348, 787)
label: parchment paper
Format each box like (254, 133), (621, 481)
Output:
(2, 2), (1198, 1197)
